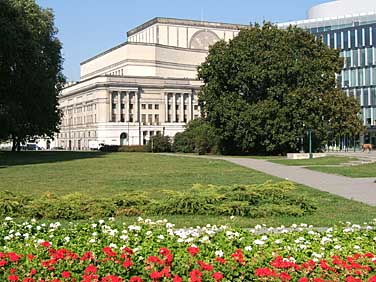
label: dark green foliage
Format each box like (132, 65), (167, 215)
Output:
(172, 118), (219, 154)
(0, 182), (316, 219)
(198, 23), (363, 155)
(99, 145), (120, 152)
(0, 0), (65, 150)
(117, 145), (145, 152)
(145, 135), (172, 152)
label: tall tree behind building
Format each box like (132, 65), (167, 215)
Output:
(0, 0), (65, 151)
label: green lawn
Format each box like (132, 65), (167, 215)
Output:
(0, 151), (375, 227)
(270, 156), (357, 166)
(309, 162), (376, 178)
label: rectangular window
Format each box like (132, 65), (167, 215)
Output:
(336, 31), (342, 49)
(168, 115), (171, 122)
(344, 31), (349, 49)
(353, 49), (359, 67)
(351, 69), (357, 87)
(357, 89), (362, 105)
(364, 89), (369, 106)
(154, 114), (159, 123)
(373, 27), (376, 46)
(361, 49), (366, 67)
(141, 104), (146, 110)
(129, 115), (133, 122)
(359, 69), (364, 86)
(366, 68), (371, 86)
(121, 114), (125, 122)
(148, 114), (153, 124)
(194, 105), (199, 111)
(351, 30), (356, 48)
(365, 27), (371, 46)
(330, 32), (335, 48)
(176, 105), (179, 110)
(112, 114), (116, 122)
(141, 114), (146, 124)
(155, 104), (159, 110)
(371, 88), (376, 106)
(112, 103), (116, 109)
(373, 67), (376, 84)
(345, 50), (351, 68)
(148, 104), (153, 110)
(168, 105), (171, 110)
(129, 104), (134, 110)
(358, 28), (364, 47)
(121, 104), (125, 109)
(367, 48), (373, 65)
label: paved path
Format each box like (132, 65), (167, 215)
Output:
(161, 154), (376, 206)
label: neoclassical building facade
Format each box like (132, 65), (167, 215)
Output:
(56, 18), (247, 149)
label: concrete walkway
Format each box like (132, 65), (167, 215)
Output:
(161, 153), (376, 206)
(218, 157), (376, 206)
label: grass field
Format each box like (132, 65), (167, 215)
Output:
(0, 151), (375, 227)
(309, 162), (376, 178)
(270, 156), (357, 166)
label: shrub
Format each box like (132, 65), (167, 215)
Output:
(145, 135), (172, 152)
(99, 145), (120, 152)
(118, 145), (145, 152)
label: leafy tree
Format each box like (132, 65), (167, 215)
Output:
(0, 0), (65, 151)
(198, 23), (363, 155)
(173, 118), (219, 154)
(146, 135), (172, 153)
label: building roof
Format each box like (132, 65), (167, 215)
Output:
(127, 17), (249, 37)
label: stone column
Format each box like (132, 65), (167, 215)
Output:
(172, 93), (176, 122)
(125, 92), (129, 122)
(117, 92), (121, 122)
(135, 90), (140, 122)
(180, 93), (184, 123)
(164, 93), (168, 123)
(109, 91), (113, 122)
(188, 92), (193, 122)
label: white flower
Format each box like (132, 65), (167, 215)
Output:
(157, 235), (165, 240)
(354, 245), (361, 250)
(64, 236), (70, 242)
(91, 224), (97, 228)
(108, 217), (115, 221)
(334, 245), (342, 250)
(254, 239), (265, 245)
(4, 217), (12, 221)
(98, 220), (104, 225)
(215, 250), (224, 257)
(89, 239), (96, 243)
(109, 243), (117, 249)
(245, 246), (252, 251)
(275, 239), (282, 244)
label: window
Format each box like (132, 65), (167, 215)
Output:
(112, 103), (116, 109)
(367, 48), (373, 65)
(365, 68), (371, 86)
(129, 115), (133, 122)
(129, 104), (134, 110)
(364, 89), (369, 106)
(344, 31), (349, 49)
(168, 115), (171, 122)
(336, 31), (342, 49)
(141, 104), (146, 110)
(353, 49), (358, 67)
(359, 69), (364, 86)
(373, 27), (376, 46)
(142, 114), (146, 124)
(176, 115), (180, 122)
(350, 30), (356, 48)
(155, 114), (159, 124)
(358, 28), (363, 47)
(155, 104), (159, 110)
(194, 105), (199, 111)
(168, 105), (171, 110)
(112, 114), (116, 122)
(148, 104), (153, 110)
(148, 114), (153, 124)
(121, 114), (125, 122)
(121, 104), (125, 109)
(365, 27), (371, 46)
(176, 105), (179, 110)
(360, 49), (366, 67)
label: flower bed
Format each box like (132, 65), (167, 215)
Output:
(1, 217), (376, 281)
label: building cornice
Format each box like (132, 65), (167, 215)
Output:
(127, 17), (249, 37)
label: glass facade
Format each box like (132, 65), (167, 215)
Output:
(301, 16), (376, 128)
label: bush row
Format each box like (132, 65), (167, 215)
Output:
(0, 181), (316, 220)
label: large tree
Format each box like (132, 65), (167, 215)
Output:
(198, 23), (363, 155)
(0, 0), (64, 150)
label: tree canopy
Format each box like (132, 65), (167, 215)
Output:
(198, 23), (363, 155)
(0, 0), (64, 150)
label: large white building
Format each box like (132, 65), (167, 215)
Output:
(56, 18), (247, 150)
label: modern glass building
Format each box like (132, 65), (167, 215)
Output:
(279, 0), (376, 144)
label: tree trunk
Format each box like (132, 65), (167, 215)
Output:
(16, 140), (21, 151)
(11, 136), (17, 152)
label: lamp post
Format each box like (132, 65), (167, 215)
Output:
(308, 128), (313, 159)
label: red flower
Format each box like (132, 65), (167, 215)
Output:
(29, 269), (37, 275)
(215, 257), (226, 264)
(188, 246), (199, 257)
(212, 272), (224, 281)
(130, 277), (143, 282)
(173, 276), (183, 282)
(84, 264), (97, 274)
(122, 259), (133, 268)
(198, 260), (214, 271)
(40, 241), (51, 248)
(27, 254), (34, 262)
(299, 278), (309, 282)
(369, 276), (376, 282)
(8, 275), (19, 282)
(150, 271), (163, 279)
(255, 268), (277, 277)
(62, 271), (70, 278)
(102, 247), (117, 257)
(8, 252), (21, 262)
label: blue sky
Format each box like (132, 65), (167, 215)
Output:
(36, 0), (329, 81)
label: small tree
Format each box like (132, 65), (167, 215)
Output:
(146, 135), (172, 153)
